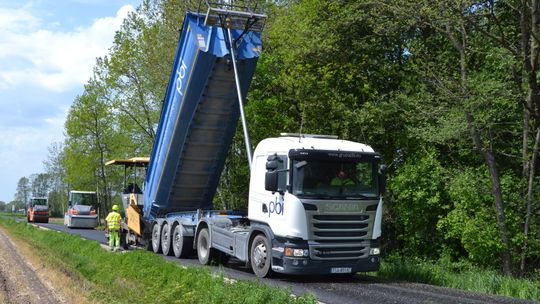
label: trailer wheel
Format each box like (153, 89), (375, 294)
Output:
(250, 234), (272, 278)
(151, 223), (162, 254)
(172, 224), (192, 258)
(161, 223), (173, 256)
(124, 230), (132, 248)
(120, 229), (129, 250)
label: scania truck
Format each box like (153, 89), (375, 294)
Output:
(109, 2), (385, 278)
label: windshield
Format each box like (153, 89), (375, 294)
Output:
(32, 199), (47, 206)
(292, 159), (378, 199)
(71, 193), (97, 206)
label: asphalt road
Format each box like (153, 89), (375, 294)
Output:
(30, 221), (538, 304)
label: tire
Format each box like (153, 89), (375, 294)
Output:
(151, 223), (162, 254)
(197, 228), (221, 265)
(125, 230), (136, 248)
(172, 224), (193, 258)
(250, 234), (273, 278)
(145, 239), (153, 251)
(161, 223), (173, 256)
(121, 230), (129, 250)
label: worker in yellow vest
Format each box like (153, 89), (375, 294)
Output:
(105, 205), (122, 251)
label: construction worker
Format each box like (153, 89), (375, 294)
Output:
(331, 170), (355, 186)
(105, 204), (122, 251)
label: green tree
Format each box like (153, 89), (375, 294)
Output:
(103, 0), (188, 155)
(64, 78), (123, 218)
(43, 142), (69, 217)
(30, 173), (51, 198)
(388, 151), (450, 258)
(8, 200), (24, 212)
(372, 0), (523, 275)
(15, 177), (31, 207)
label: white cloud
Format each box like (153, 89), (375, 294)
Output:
(0, 4), (134, 92)
(0, 6), (40, 31)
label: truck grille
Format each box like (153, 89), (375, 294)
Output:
(309, 213), (372, 260)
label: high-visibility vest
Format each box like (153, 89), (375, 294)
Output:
(330, 177), (355, 186)
(106, 211), (122, 231)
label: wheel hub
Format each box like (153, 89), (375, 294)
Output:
(253, 242), (267, 268)
(174, 231), (180, 249)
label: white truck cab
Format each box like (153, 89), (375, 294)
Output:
(247, 134), (384, 275)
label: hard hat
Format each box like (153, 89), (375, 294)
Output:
(112, 204), (119, 211)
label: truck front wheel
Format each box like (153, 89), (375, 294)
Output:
(151, 223), (162, 254)
(250, 234), (273, 278)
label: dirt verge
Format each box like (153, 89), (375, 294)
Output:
(0, 226), (93, 304)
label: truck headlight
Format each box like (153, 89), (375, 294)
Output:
(285, 248), (309, 257)
(370, 248), (380, 255)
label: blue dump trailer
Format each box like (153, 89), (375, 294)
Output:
(109, 3), (386, 278)
(143, 11), (261, 219)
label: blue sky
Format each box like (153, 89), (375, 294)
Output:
(0, 0), (139, 203)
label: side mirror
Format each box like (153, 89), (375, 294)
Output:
(265, 171), (279, 192)
(266, 160), (279, 170)
(265, 154), (287, 194)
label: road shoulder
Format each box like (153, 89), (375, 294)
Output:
(0, 226), (93, 304)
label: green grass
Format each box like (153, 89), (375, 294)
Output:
(0, 212), (25, 218)
(371, 256), (540, 301)
(0, 218), (316, 304)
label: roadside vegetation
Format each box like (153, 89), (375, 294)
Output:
(0, 212), (25, 218)
(0, 218), (316, 304)
(373, 256), (540, 301)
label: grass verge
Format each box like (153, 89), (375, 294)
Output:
(0, 212), (25, 218)
(0, 218), (316, 304)
(372, 256), (540, 301)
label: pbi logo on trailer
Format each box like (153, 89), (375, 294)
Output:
(268, 197), (284, 217)
(176, 60), (188, 96)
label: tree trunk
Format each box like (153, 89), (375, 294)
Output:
(447, 21), (513, 274)
(521, 127), (540, 272)
(519, 0), (540, 274)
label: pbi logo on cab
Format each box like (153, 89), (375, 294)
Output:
(268, 197), (284, 217)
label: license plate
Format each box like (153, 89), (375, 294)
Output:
(331, 267), (352, 274)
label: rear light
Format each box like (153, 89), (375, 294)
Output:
(90, 208), (97, 215)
